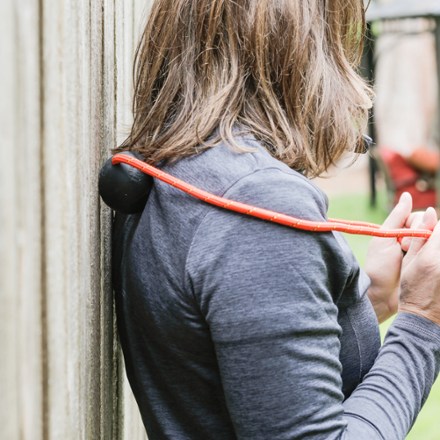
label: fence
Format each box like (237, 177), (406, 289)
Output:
(0, 0), (150, 438)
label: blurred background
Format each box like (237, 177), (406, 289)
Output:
(1, 0), (440, 438)
(316, 1), (440, 438)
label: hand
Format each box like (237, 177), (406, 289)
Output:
(365, 193), (413, 323)
(400, 209), (440, 325)
(400, 209), (436, 253)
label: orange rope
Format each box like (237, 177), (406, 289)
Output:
(112, 154), (432, 239)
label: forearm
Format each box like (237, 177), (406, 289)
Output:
(343, 313), (440, 439)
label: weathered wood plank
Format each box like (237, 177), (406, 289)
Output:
(0, 0), (44, 439)
(41, 0), (110, 436)
(0, 0), (20, 436)
(42, 0), (75, 435)
(101, 0), (119, 437)
(15, 0), (45, 435)
(114, 1), (150, 438)
(1, 0), (153, 437)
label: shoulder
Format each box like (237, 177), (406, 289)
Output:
(183, 145), (354, 309)
(223, 165), (328, 223)
(177, 136), (333, 256)
(164, 136), (328, 220)
(185, 163), (335, 272)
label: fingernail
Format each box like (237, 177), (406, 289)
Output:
(400, 192), (410, 200)
(399, 192), (411, 204)
(422, 207), (435, 223)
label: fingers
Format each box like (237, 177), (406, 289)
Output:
(428, 207), (438, 225)
(401, 207), (438, 252)
(405, 208), (438, 261)
(405, 211), (422, 229)
(420, 215), (440, 250)
(382, 192), (413, 230)
(376, 192), (413, 250)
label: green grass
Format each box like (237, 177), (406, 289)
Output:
(327, 192), (440, 440)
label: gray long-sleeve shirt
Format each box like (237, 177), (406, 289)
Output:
(113, 138), (440, 439)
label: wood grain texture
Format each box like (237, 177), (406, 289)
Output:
(0, 0), (20, 437)
(114, 1), (150, 438)
(1, 0), (152, 438)
(0, 0), (44, 438)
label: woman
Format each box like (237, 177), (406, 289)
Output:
(112, 1), (440, 438)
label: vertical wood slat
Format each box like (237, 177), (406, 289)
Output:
(42, 0), (115, 437)
(101, 1), (119, 438)
(42, 0), (74, 435)
(16, 0), (45, 435)
(0, 0), (20, 438)
(1, 0), (151, 438)
(115, 1), (150, 438)
(0, 0), (43, 439)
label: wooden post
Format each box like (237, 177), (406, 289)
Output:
(0, 0), (44, 438)
(0, 0), (150, 438)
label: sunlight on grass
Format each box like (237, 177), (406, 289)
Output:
(327, 192), (440, 440)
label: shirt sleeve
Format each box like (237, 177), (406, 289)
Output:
(343, 313), (440, 439)
(185, 168), (440, 440)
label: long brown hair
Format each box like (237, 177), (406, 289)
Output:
(117, 0), (372, 177)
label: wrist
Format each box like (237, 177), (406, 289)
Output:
(399, 304), (440, 327)
(368, 286), (397, 324)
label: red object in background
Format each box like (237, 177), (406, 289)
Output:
(407, 147), (440, 174)
(378, 147), (436, 210)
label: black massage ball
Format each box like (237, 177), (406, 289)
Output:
(99, 151), (153, 214)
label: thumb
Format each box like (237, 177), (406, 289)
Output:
(381, 192), (413, 230)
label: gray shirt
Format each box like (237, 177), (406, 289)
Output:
(113, 138), (440, 439)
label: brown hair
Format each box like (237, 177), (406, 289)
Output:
(117, 0), (372, 177)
